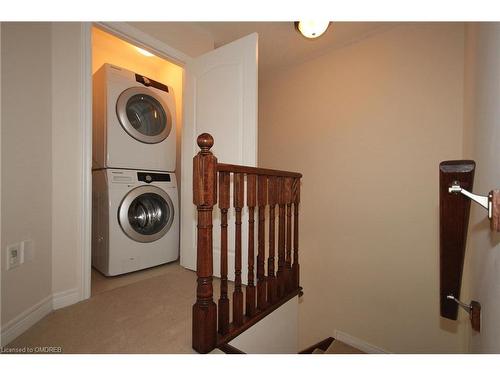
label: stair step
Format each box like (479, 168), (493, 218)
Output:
(324, 340), (364, 354)
(208, 348), (226, 354)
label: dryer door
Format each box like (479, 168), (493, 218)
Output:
(116, 87), (172, 144)
(118, 185), (175, 243)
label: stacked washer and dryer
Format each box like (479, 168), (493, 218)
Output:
(92, 63), (179, 276)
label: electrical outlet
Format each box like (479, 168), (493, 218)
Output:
(6, 243), (22, 270)
(21, 240), (34, 262)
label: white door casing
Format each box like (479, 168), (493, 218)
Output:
(82, 22), (190, 302)
(180, 33), (258, 283)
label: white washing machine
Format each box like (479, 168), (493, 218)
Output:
(92, 168), (179, 276)
(93, 63), (177, 172)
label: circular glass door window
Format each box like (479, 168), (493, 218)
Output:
(119, 186), (174, 243)
(116, 87), (172, 144)
(126, 95), (166, 136)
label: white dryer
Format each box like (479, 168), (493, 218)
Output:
(92, 168), (179, 276)
(93, 63), (177, 172)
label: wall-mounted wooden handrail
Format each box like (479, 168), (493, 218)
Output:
(492, 191), (500, 232)
(192, 133), (303, 353)
(439, 160), (474, 321)
(439, 159), (499, 332)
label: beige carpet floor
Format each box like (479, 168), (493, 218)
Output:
(8, 262), (199, 353)
(8, 262), (238, 354)
(91, 263), (175, 296)
(7, 263), (359, 354)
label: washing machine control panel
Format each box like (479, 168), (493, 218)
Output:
(137, 172), (171, 183)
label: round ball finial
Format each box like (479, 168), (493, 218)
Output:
(197, 133), (214, 152)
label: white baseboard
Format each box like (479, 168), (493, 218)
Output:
(52, 288), (81, 310)
(0, 295), (53, 346)
(1, 288), (83, 346)
(334, 330), (391, 354)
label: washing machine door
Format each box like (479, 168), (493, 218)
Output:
(116, 87), (173, 144)
(118, 185), (175, 243)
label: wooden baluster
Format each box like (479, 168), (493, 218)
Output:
(257, 175), (268, 309)
(233, 173), (244, 326)
(277, 177), (286, 298)
(192, 133), (217, 354)
(267, 176), (278, 303)
(218, 172), (230, 334)
(246, 174), (257, 317)
(285, 177), (293, 292)
(292, 178), (301, 289)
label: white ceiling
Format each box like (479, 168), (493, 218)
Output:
(195, 22), (397, 77)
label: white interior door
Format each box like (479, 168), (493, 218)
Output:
(180, 33), (258, 283)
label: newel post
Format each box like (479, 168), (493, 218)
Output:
(192, 133), (218, 353)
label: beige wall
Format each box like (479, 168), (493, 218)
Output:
(1, 23), (53, 324)
(259, 23), (466, 353)
(462, 23), (500, 353)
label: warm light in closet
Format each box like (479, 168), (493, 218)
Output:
(135, 46), (155, 57)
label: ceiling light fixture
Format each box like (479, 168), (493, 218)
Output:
(295, 21), (330, 39)
(135, 46), (155, 57)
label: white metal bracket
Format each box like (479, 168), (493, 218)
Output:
(448, 182), (493, 219)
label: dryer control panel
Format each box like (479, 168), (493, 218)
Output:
(137, 172), (171, 183)
(135, 74), (169, 93)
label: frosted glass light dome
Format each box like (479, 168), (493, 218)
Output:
(296, 21), (330, 39)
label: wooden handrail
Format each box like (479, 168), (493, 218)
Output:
(192, 133), (302, 354)
(218, 163), (303, 178)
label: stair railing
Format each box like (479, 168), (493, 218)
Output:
(192, 133), (303, 353)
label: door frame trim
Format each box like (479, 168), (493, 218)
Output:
(79, 22), (190, 301)
(80, 22), (92, 300)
